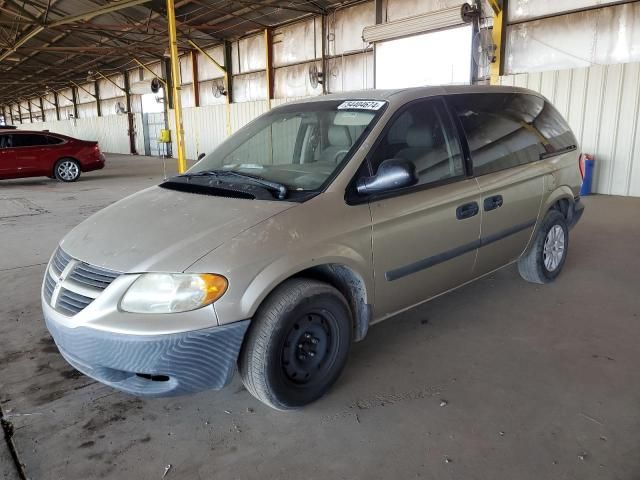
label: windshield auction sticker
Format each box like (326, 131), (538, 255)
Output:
(337, 100), (386, 111)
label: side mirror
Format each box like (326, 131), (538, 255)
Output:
(197, 152), (206, 161)
(356, 159), (418, 195)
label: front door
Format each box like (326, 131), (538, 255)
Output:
(0, 133), (17, 178)
(13, 133), (51, 176)
(365, 98), (482, 320)
(447, 93), (549, 275)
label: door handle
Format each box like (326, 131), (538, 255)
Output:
(483, 195), (503, 211)
(456, 201), (479, 220)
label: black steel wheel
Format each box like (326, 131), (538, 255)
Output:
(281, 310), (340, 386)
(238, 278), (352, 410)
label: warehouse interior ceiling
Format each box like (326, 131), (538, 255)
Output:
(0, 0), (345, 104)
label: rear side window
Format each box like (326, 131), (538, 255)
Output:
(12, 134), (49, 147)
(46, 136), (65, 145)
(449, 93), (563, 176)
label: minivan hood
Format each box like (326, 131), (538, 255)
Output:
(60, 186), (296, 273)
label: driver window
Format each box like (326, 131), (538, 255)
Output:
(370, 98), (465, 187)
(0, 134), (11, 149)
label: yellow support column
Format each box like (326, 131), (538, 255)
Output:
(489, 1), (504, 85)
(166, 0), (187, 173)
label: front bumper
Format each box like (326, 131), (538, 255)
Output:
(44, 312), (250, 397)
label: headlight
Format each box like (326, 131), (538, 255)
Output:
(120, 273), (228, 314)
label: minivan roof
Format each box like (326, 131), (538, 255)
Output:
(279, 84), (545, 107)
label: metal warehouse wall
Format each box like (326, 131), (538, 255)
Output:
(500, 62), (640, 197)
(166, 97), (305, 160)
(16, 115), (132, 154)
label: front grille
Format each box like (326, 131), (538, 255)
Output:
(44, 247), (121, 317)
(56, 288), (94, 316)
(69, 262), (119, 289)
(43, 271), (55, 303)
(50, 247), (72, 276)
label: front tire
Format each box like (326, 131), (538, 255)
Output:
(54, 158), (81, 182)
(518, 210), (569, 284)
(238, 279), (352, 410)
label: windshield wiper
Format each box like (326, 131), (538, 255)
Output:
(180, 170), (288, 200)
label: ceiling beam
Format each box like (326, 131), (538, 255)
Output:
(0, 0), (153, 62)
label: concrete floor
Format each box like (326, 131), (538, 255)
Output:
(1, 154), (639, 480)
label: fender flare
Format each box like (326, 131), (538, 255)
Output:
(239, 248), (373, 341)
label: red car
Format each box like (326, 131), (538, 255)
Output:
(0, 128), (105, 182)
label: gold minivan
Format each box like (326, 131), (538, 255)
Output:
(42, 86), (584, 410)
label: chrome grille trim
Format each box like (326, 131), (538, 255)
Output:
(57, 289), (93, 314)
(51, 247), (72, 276)
(44, 247), (122, 316)
(43, 271), (55, 303)
(69, 263), (119, 289)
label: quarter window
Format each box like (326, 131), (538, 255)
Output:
(369, 99), (465, 187)
(535, 102), (577, 151)
(449, 93), (552, 176)
(46, 136), (65, 145)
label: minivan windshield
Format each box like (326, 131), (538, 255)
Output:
(187, 100), (386, 191)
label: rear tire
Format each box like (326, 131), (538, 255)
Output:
(238, 278), (352, 410)
(518, 210), (568, 284)
(54, 158), (81, 182)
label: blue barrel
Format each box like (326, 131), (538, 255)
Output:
(580, 157), (595, 196)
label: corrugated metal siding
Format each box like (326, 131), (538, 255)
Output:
(164, 98), (309, 160)
(500, 62), (640, 197)
(17, 115), (132, 154)
(179, 105), (228, 159)
(230, 100), (269, 131)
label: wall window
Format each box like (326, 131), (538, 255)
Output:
(375, 26), (472, 88)
(370, 98), (465, 187)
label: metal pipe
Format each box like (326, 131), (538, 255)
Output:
(123, 70), (137, 155)
(95, 71), (127, 93)
(166, 0), (187, 173)
(95, 80), (102, 117)
(223, 41), (232, 137)
(71, 86), (79, 119)
(133, 58), (167, 86)
(70, 80), (97, 99)
(187, 39), (231, 135)
(264, 28), (273, 109)
(187, 40), (225, 74)
(191, 50), (200, 107)
(53, 91), (60, 120)
(41, 95), (57, 108)
(53, 88), (73, 103)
